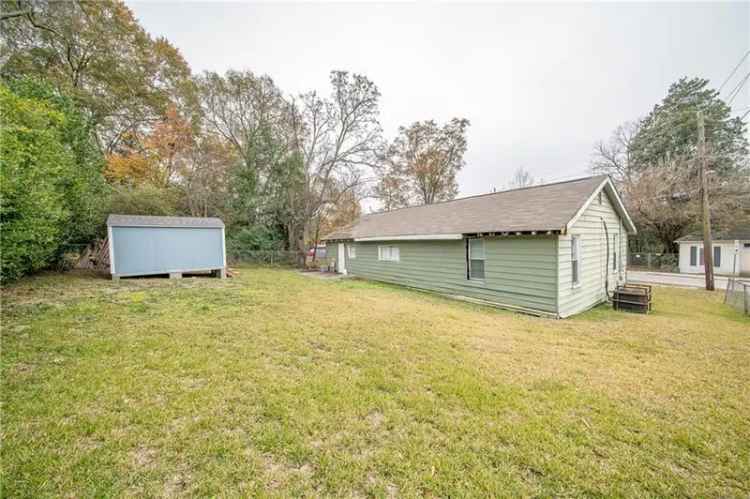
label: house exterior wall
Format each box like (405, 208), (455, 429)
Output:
(678, 241), (749, 275)
(111, 226), (225, 276)
(557, 189), (627, 318)
(343, 237), (559, 315)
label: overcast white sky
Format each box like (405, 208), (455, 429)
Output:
(127, 1), (749, 198)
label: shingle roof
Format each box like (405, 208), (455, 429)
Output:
(324, 175), (624, 240)
(107, 214), (224, 228)
(676, 228), (750, 242)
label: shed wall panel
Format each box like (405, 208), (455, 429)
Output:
(112, 227), (224, 276)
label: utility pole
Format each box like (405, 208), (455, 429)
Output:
(697, 111), (715, 291)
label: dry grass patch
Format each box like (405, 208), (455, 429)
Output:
(2, 266), (749, 497)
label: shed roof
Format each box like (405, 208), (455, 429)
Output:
(324, 175), (635, 241)
(676, 228), (750, 242)
(107, 214), (224, 228)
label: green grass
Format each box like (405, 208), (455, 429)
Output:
(2, 266), (749, 497)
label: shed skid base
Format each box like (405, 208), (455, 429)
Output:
(213, 268), (226, 279)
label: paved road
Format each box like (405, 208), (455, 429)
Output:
(628, 271), (730, 290)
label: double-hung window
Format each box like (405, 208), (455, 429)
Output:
(378, 245), (399, 262)
(347, 244), (356, 259)
(571, 235), (581, 286)
(467, 238), (485, 280)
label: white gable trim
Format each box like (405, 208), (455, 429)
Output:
(565, 177), (637, 235)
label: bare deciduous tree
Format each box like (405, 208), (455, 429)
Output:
(293, 71), (383, 259)
(591, 121), (641, 183)
(507, 166), (539, 189)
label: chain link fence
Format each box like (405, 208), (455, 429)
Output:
(724, 278), (749, 315)
(629, 253), (679, 272)
(227, 250), (298, 266)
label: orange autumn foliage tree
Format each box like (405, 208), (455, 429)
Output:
(105, 105), (194, 186)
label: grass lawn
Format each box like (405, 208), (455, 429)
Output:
(2, 266), (749, 497)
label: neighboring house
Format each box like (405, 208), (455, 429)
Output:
(107, 214), (226, 280)
(323, 175), (636, 318)
(676, 229), (750, 276)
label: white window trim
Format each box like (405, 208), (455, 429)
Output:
(467, 238), (486, 281)
(347, 244), (356, 259)
(612, 233), (618, 271)
(571, 235), (581, 288)
(377, 245), (400, 262)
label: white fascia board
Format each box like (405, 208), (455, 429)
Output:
(354, 234), (463, 242)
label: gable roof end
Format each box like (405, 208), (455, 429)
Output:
(565, 177), (637, 235)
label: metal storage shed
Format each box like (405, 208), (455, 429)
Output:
(107, 214), (226, 280)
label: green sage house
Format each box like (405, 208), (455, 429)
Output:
(323, 175), (636, 318)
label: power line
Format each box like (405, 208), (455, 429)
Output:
(726, 71), (750, 105)
(718, 50), (750, 93)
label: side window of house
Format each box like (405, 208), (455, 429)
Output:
(571, 235), (581, 286)
(690, 246), (697, 266)
(612, 234), (618, 271)
(348, 244), (356, 259)
(713, 246), (721, 267)
(378, 245), (399, 262)
(467, 238), (485, 280)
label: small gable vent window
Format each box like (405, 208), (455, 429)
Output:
(467, 238), (486, 280)
(378, 245), (399, 262)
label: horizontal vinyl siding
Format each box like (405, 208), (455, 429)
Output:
(558, 191), (627, 318)
(347, 237), (558, 314)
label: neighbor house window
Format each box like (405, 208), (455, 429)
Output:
(713, 246), (721, 267)
(378, 245), (399, 262)
(690, 246), (697, 266)
(347, 244), (356, 259)
(467, 238), (485, 280)
(699, 248), (704, 266)
(612, 234), (618, 271)
(571, 235), (581, 286)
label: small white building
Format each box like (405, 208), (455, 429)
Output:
(676, 230), (750, 276)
